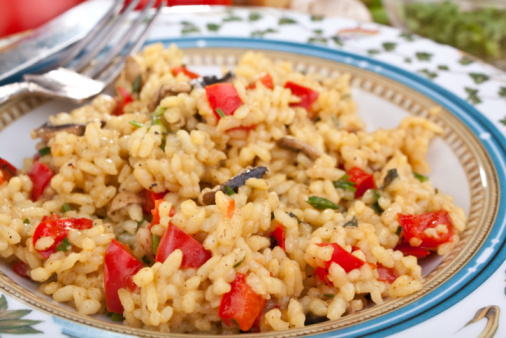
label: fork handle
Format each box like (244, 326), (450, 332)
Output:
(0, 82), (38, 106)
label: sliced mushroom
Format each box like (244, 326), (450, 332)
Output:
(125, 56), (142, 84)
(34, 121), (105, 143)
(191, 71), (234, 88)
(202, 166), (268, 205)
(277, 136), (321, 161)
(109, 191), (143, 213)
(147, 82), (192, 112)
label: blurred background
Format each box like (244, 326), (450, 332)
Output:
(1, 0), (505, 69)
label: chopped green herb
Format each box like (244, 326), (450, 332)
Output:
(333, 174), (357, 192)
(107, 312), (125, 322)
(310, 15), (324, 21)
(413, 172), (428, 182)
(306, 196), (339, 210)
(152, 234), (160, 255)
(231, 318), (240, 328)
(216, 108), (226, 118)
(233, 257), (245, 268)
(160, 138), (166, 151)
(23, 218), (30, 224)
(224, 185), (235, 196)
(380, 169), (398, 190)
(132, 75), (142, 93)
(142, 255), (150, 265)
(372, 190), (383, 213)
(56, 238), (71, 252)
(343, 216), (358, 228)
(324, 294), (334, 298)
(61, 203), (71, 212)
(288, 212), (300, 223)
(129, 120), (145, 128)
(396, 226), (402, 235)
(38, 147), (51, 157)
(136, 218), (146, 231)
(271, 212), (274, 221)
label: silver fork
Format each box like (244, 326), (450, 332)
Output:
(0, 0), (164, 106)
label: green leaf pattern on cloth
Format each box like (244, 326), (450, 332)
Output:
(0, 295), (42, 334)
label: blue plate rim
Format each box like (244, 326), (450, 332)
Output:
(145, 36), (506, 337)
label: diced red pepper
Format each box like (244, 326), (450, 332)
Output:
(376, 264), (398, 284)
(104, 239), (143, 313)
(142, 190), (167, 214)
(270, 224), (285, 251)
(28, 161), (53, 201)
(148, 199), (175, 230)
(150, 199), (164, 228)
(347, 166), (375, 198)
(171, 66), (200, 79)
(284, 81), (319, 110)
(114, 86), (133, 116)
(314, 266), (331, 285)
(315, 242), (365, 286)
(219, 273), (266, 332)
(155, 223), (211, 268)
(247, 74), (274, 90)
(0, 158), (17, 185)
(317, 243), (365, 273)
(398, 210), (454, 249)
(394, 242), (430, 258)
(12, 261), (29, 279)
(33, 216), (93, 258)
(205, 83), (243, 119)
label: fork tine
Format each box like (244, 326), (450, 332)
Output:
(85, 0), (156, 79)
(96, 1), (165, 86)
(56, 0), (123, 69)
(71, 0), (142, 73)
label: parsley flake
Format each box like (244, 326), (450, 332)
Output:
(306, 196), (339, 210)
(380, 169), (398, 190)
(61, 203), (71, 212)
(56, 238), (71, 252)
(233, 257), (245, 268)
(333, 174), (357, 192)
(129, 120), (146, 128)
(413, 172), (428, 182)
(132, 75), (142, 93)
(216, 108), (226, 118)
(23, 218), (30, 224)
(38, 146), (51, 157)
(343, 216), (358, 228)
(152, 234), (160, 255)
(324, 294), (334, 298)
(224, 185), (235, 196)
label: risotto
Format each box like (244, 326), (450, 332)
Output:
(0, 44), (466, 333)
